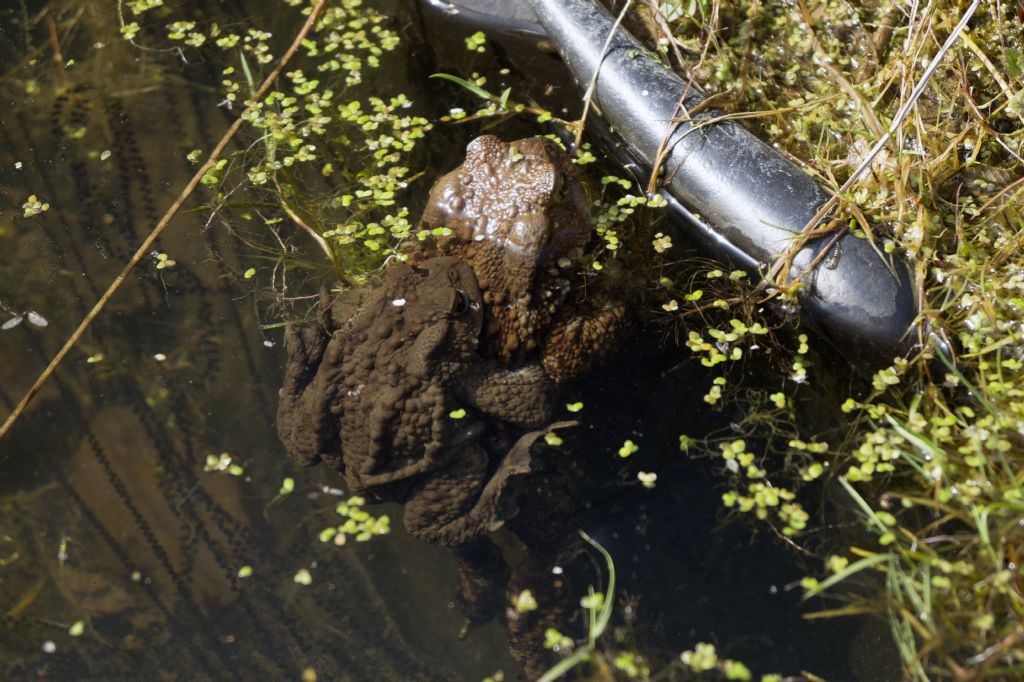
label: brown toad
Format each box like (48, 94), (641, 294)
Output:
(276, 257), (558, 546)
(404, 135), (626, 381)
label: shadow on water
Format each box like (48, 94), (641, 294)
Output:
(0, 1), (900, 679)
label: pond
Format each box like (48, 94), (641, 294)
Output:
(1, 1), (904, 679)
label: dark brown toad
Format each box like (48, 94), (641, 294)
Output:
(276, 257), (558, 546)
(404, 135), (629, 381)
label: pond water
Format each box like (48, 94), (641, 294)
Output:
(1, 1), (900, 679)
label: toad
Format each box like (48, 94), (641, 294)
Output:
(404, 135), (628, 382)
(276, 257), (560, 546)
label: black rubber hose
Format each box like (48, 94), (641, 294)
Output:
(522, 0), (917, 367)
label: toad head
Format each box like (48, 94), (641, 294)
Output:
(405, 135), (590, 364)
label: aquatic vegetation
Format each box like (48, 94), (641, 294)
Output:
(537, 531), (617, 682)
(618, 439), (639, 458)
(535, 534), (779, 681)
(203, 451), (245, 476)
(112, 0), (433, 300)
(21, 195), (50, 218)
(648, 0), (1024, 677)
(320, 496), (391, 544)
(679, 642), (765, 681)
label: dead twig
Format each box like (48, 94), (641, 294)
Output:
(574, 0), (633, 152)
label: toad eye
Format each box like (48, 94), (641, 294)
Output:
(451, 290), (472, 316)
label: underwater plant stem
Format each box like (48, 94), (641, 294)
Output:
(0, 0), (330, 440)
(46, 16), (70, 91)
(537, 530), (616, 682)
(273, 177), (347, 284)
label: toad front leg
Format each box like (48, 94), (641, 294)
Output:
(276, 325), (339, 467)
(542, 297), (631, 382)
(459, 361), (559, 429)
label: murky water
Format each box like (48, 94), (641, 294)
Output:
(1, 1), (899, 679)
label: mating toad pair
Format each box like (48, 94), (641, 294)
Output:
(277, 135), (627, 548)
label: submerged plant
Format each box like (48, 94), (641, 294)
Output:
(538, 530), (617, 682)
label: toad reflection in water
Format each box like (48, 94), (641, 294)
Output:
(278, 137), (631, 676)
